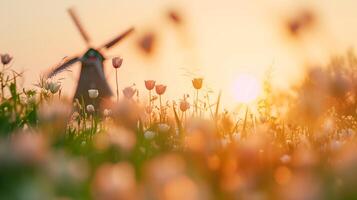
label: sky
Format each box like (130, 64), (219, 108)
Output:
(1, 0), (357, 108)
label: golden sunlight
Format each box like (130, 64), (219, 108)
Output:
(232, 74), (262, 103)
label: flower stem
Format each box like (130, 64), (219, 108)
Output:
(115, 68), (119, 103)
(149, 90), (152, 125)
(195, 89), (199, 117)
(159, 95), (162, 122)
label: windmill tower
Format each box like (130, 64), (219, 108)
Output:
(48, 8), (134, 107)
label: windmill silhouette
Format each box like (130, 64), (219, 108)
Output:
(48, 8), (134, 106)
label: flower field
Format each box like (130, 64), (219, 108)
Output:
(0, 51), (357, 200)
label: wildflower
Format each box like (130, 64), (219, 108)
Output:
(144, 130), (156, 139)
(123, 86), (136, 99)
(88, 89), (99, 99)
(180, 100), (190, 112)
(1, 53), (12, 65)
(144, 80), (156, 90)
(155, 84), (167, 95)
(280, 154), (291, 164)
(86, 104), (95, 113)
(192, 78), (203, 90)
(112, 56), (123, 69)
(158, 123), (170, 132)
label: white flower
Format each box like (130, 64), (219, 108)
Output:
(103, 109), (111, 117)
(144, 131), (156, 139)
(88, 89), (99, 99)
(45, 80), (61, 94)
(86, 104), (95, 113)
(280, 154), (291, 164)
(158, 123), (170, 132)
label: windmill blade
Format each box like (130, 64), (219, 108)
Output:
(102, 27), (135, 49)
(48, 57), (80, 78)
(68, 8), (91, 45)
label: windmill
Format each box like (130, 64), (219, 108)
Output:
(48, 8), (134, 107)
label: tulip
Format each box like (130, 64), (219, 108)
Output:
(180, 100), (190, 112)
(123, 86), (136, 99)
(112, 57), (123, 102)
(144, 80), (155, 90)
(158, 123), (170, 132)
(88, 89), (99, 99)
(155, 84), (167, 95)
(145, 80), (156, 124)
(144, 130), (156, 139)
(192, 78), (203, 117)
(45, 79), (61, 94)
(192, 78), (203, 90)
(155, 84), (167, 122)
(103, 109), (111, 117)
(112, 57), (123, 69)
(49, 82), (61, 94)
(1, 53), (12, 65)
(86, 104), (95, 113)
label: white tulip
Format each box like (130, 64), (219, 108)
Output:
(158, 123), (170, 132)
(45, 79), (61, 94)
(88, 89), (99, 99)
(103, 109), (111, 117)
(144, 131), (156, 139)
(86, 104), (95, 113)
(49, 82), (61, 94)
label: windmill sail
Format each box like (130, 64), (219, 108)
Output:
(68, 8), (91, 45)
(102, 27), (135, 49)
(48, 57), (80, 78)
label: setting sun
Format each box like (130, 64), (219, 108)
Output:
(232, 74), (262, 103)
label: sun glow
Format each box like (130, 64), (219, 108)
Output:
(232, 74), (262, 103)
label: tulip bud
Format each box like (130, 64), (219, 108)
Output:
(144, 80), (156, 90)
(49, 82), (61, 94)
(1, 53), (12, 65)
(180, 100), (190, 112)
(144, 131), (156, 139)
(88, 89), (99, 99)
(112, 57), (123, 69)
(192, 78), (203, 90)
(122, 86), (136, 99)
(155, 84), (167, 95)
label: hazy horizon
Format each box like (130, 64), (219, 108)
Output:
(1, 0), (357, 108)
